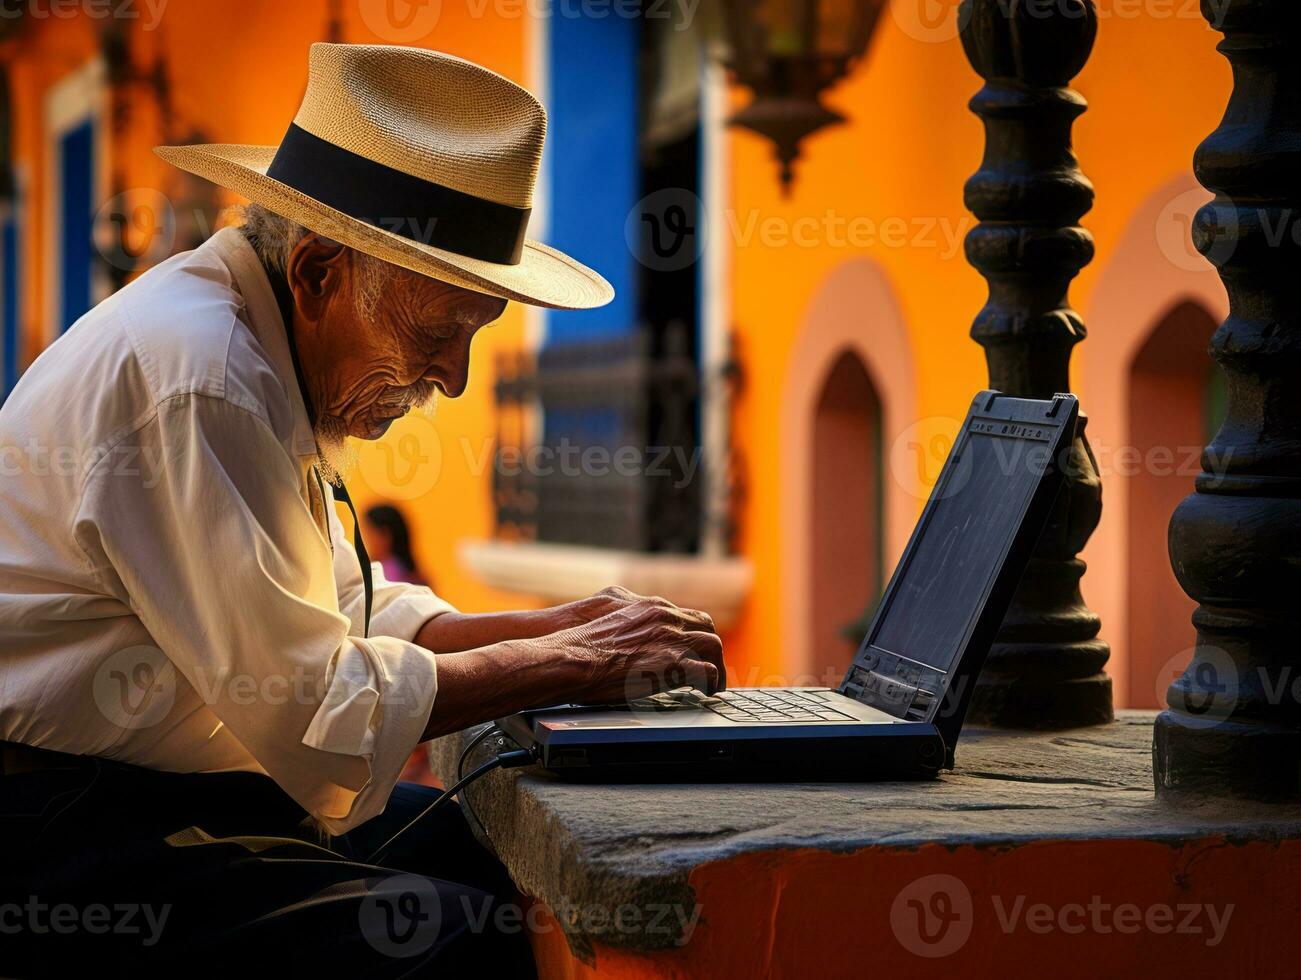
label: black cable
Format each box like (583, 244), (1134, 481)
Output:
(457, 725), (502, 830)
(366, 756), (503, 865)
(459, 725), (501, 789)
(366, 734), (534, 865)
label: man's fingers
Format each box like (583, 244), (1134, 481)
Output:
(697, 661), (720, 697)
(684, 627), (723, 660)
(682, 631), (726, 691)
(638, 601), (715, 636)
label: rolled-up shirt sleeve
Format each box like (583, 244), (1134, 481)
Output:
(79, 392), (438, 834)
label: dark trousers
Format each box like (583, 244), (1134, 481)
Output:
(0, 757), (536, 978)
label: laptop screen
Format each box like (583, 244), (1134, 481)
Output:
(842, 394), (1075, 728)
(871, 427), (1043, 672)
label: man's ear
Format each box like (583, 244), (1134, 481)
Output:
(286, 234), (349, 322)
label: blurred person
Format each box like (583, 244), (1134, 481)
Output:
(360, 506), (438, 786)
(364, 503), (427, 587)
(0, 44), (723, 977)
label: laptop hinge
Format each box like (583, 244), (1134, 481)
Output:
(842, 646), (947, 723)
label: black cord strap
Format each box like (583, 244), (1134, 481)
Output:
(260, 253), (374, 637)
(332, 481), (373, 638)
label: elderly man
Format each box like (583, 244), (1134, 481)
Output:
(0, 44), (723, 975)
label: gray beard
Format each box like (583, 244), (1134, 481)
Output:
(314, 415), (358, 487)
(312, 389), (439, 486)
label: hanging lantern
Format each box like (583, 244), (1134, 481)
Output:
(720, 0), (887, 194)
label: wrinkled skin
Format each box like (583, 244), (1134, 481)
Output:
(564, 587), (725, 701)
(286, 235), (507, 440)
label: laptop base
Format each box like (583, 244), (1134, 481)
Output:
(496, 702), (948, 782)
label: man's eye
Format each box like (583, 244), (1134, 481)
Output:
(425, 321), (460, 341)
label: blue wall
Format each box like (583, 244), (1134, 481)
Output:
(58, 120), (95, 334)
(544, 12), (639, 342)
(1, 210), (16, 397)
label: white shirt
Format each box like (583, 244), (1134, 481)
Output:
(0, 228), (450, 834)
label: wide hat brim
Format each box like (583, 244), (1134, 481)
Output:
(155, 142), (615, 311)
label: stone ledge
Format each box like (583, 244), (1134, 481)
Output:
(459, 540), (753, 630)
(426, 711), (1301, 955)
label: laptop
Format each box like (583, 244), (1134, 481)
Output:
(498, 390), (1080, 781)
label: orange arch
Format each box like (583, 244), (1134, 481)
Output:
(780, 258), (917, 681)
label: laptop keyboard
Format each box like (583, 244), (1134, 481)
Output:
(706, 689), (858, 724)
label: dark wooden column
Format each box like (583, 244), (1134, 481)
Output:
(958, 0), (1112, 728)
(1153, 0), (1301, 800)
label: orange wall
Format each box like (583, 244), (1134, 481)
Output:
(527, 836), (1301, 979)
(724, 7), (1231, 690)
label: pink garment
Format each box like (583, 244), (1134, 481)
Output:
(381, 556), (424, 587)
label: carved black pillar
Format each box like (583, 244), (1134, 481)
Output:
(958, 0), (1112, 728)
(1153, 0), (1301, 800)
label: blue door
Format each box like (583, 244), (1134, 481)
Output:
(545, 12), (639, 343)
(1, 207), (17, 398)
(58, 119), (95, 334)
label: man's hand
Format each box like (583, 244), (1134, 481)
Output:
(559, 593), (724, 701)
(415, 585), (714, 653)
(420, 591), (724, 741)
(565, 585), (641, 622)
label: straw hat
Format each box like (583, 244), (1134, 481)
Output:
(156, 43), (613, 310)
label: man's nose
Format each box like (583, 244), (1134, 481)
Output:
(440, 369), (467, 399)
(435, 335), (474, 398)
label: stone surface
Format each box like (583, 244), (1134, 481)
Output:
(427, 712), (1301, 951)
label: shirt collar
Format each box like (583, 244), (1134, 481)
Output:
(208, 227), (319, 458)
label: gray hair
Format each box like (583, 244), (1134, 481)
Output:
(234, 203), (394, 320)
